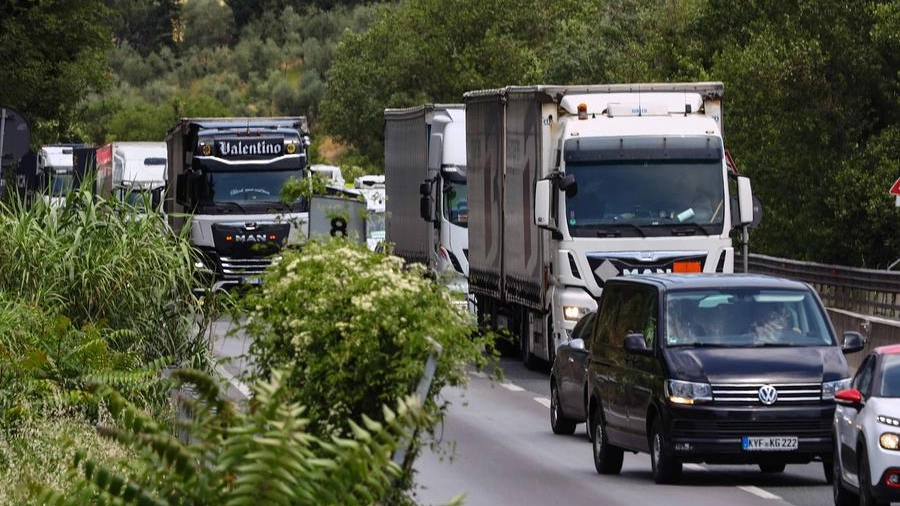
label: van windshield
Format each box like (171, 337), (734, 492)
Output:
(665, 288), (834, 348)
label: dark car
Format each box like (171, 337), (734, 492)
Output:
(585, 273), (865, 484)
(550, 310), (597, 437)
(833, 344), (900, 506)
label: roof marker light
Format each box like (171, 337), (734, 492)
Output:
(578, 103), (588, 120)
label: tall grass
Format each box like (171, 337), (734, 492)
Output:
(0, 183), (211, 368)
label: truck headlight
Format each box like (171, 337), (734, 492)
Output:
(563, 305), (591, 322)
(822, 378), (851, 400)
(665, 379), (712, 405)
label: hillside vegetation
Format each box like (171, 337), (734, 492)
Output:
(2, 0), (898, 264)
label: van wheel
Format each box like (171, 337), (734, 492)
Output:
(550, 380), (577, 435)
(650, 419), (682, 484)
(759, 463), (786, 473)
(591, 408), (623, 474)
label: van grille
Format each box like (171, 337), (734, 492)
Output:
(711, 382), (823, 405)
(671, 418), (832, 438)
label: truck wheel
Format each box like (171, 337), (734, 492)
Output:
(650, 419), (682, 484)
(521, 333), (540, 370)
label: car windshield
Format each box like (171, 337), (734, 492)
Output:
(665, 288), (834, 348)
(565, 159), (724, 237)
(880, 355), (900, 398)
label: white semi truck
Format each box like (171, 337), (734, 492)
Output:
(383, 104), (469, 289)
(165, 117), (311, 289)
(464, 82), (755, 368)
(38, 144), (77, 207)
(95, 141), (167, 210)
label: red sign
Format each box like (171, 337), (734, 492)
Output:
(891, 177), (900, 196)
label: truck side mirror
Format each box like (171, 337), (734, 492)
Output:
(558, 173), (578, 198)
(535, 179), (552, 228)
(737, 176), (753, 226)
(420, 195), (435, 222)
(419, 181), (430, 196)
(175, 173), (189, 206)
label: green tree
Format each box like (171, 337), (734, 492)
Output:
(0, 0), (113, 144)
(321, 0), (564, 167)
(105, 0), (180, 55)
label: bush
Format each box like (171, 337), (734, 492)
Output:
(240, 238), (496, 437)
(30, 369), (432, 506)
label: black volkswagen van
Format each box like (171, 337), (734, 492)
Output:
(586, 273), (865, 484)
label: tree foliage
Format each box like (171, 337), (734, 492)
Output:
(0, 0), (113, 143)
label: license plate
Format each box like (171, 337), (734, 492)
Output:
(742, 436), (798, 451)
(242, 277), (262, 285)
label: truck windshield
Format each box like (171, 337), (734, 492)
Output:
(201, 170), (300, 204)
(665, 289), (834, 348)
(49, 171), (75, 197)
(565, 159), (724, 237)
(442, 179), (468, 228)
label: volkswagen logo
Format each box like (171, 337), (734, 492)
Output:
(758, 385), (778, 405)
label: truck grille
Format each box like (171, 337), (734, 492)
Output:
(220, 256), (275, 278)
(711, 382), (823, 405)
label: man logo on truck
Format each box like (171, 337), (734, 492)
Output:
(235, 233), (269, 243)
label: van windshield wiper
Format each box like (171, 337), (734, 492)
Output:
(667, 223), (710, 236)
(667, 341), (729, 348)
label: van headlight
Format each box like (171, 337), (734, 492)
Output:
(822, 378), (851, 400)
(665, 379), (712, 405)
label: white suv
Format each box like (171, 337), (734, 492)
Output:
(833, 344), (900, 506)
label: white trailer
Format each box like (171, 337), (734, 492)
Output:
(465, 82), (755, 368)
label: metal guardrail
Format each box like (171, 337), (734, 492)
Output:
(741, 253), (900, 320)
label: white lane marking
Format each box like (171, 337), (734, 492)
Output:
(737, 486), (782, 500)
(684, 464), (705, 471)
(534, 397), (551, 409)
(216, 365), (251, 398)
(500, 382), (525, 392)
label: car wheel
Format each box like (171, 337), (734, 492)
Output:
(759, 462), (786, 473)
(859, 447), (889, 506)
(650, 419), (682, 484)
(833, 446), (856, 506)
(591, 408), (624, 474)
(550, 380), (577, 435)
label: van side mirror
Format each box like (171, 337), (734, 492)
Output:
(841, 331), (865, 354)
(623, 333), (653, 355)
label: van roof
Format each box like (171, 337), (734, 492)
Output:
(608, 273), (812, 292)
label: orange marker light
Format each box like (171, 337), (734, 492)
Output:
(673, 261), (702, 273)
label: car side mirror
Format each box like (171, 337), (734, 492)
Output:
(841, 331), (865, 354)
(834, 388), (863, 410)
(569, 338), (585, 351)
(623, 333), (652, 355)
